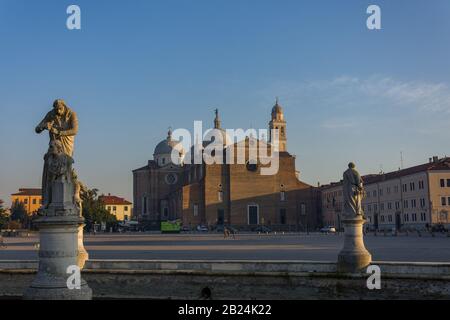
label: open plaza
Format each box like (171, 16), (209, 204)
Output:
(1, 232), (449, 263)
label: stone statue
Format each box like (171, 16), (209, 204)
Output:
(36, 100), (79, 210)
(25, 99), (92, 299)
(343, 162), (364, 218)
(72, 169), (87, 217)
(35, 99), (78, 157)
(41, 140), (74, 210)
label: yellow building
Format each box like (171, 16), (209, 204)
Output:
(10, 188), (42, 215)
(100, 194), (132, 221)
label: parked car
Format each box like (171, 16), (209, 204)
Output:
(431, 224), (448, 233)
(214, 225), (238, 234)
(181, 225), (191, 232)
(320, 226), (336, 233)
(254, 226), (272, 233)
(196, 225), (209, 232)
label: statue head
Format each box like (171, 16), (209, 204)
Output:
(53, 99), (67, 116)
(348, 162), (356, 169)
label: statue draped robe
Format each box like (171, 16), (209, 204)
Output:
(343, 168), (364, 218)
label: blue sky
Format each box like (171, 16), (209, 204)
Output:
(1, 0), (450, 206)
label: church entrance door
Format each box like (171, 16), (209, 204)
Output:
(217, 209), (224, 225)
(248, 205), (259, 225)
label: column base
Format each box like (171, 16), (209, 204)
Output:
(23, 284), (92, 300)
(337, 217), (372, 273)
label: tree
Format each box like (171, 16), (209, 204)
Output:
(0, 199), (9, 229)
(81, 188), (117, 231)
(10, 201), (27, 225)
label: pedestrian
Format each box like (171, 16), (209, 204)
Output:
(224, 227), (229, 239)
(0, 234), (6, 249)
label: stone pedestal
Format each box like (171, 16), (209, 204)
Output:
(23, 180), (92, 300)
(337, 217), (372, 273)
(77, 224), (89, 269)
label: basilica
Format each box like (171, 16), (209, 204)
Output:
(132, 101), (321, 231)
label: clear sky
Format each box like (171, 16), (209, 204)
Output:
(1, 0), (450, 206)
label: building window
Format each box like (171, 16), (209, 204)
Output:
(368, 204), (372, 212)
(410, 182), (415, 191)
(113, 206), (117, 211)
(403, 200), (408, 208)
(379, 189), (383, 196)
(374, 204), (378, 212)
(411, 199), (416, 208)
(419, 181), (424, 189)
(381, 215), (385, 222)
(440, 179), (445, 187)
(387, 187), (391, 194)
(412, 213), (417, 222)
(107, 206), (111, 212)
(420, 198), (426, 207)
(380, 203), (385, 211)
(395, 202), (400, 210)
(421, 212), (426, 221)
(124, 206), (128, 211)
(280, 191), (286, 201)
(442, 197), (447, 206)
(280, 208), (286, 224)
(124, 215), (129, 221)
(300, 203), (307, 216)
(32, 199), (37, 205)
(24, 199), (28, 204)
(373, 190), (377, 197)
(193, 204), (199, 216)
(394, 186), (399, 193)
(404, 213), (409, 222)
(447, 179), (450, 187)
(388, 202), (392, 210)
(402, 184), (407, 192)
(388, 215), (393, 222)
(218, 191), (223, 202)
(143, 196), (147, 214)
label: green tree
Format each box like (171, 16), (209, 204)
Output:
(81, 188), (117, 231)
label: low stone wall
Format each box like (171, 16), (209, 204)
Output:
(0, 260), (449, 299)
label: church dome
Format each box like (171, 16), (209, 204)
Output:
(153, 129), (185, 166)
(154, 138), (184, 156)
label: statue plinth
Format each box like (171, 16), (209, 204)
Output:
(23, 180), (92, 300)
(337, 216), (372, 273)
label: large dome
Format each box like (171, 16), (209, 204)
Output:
(153, 129), (185, 166)
(154, 138), (184, 156)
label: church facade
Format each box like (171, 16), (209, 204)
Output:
(133, 102), (321, 231)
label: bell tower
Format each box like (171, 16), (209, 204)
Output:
(269, 98), (287, 152)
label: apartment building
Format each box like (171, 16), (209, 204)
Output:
(321, 156), (450, 231)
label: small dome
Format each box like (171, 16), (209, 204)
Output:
(153, 129), (185, 156)
(272, 99), (283, 115)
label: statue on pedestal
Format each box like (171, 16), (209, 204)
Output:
(24, 99), (91, 300)
(337, 162), (372, 273)
(343, 162), (365, 219)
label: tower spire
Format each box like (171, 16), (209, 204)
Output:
(214, 108), (221, 129)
